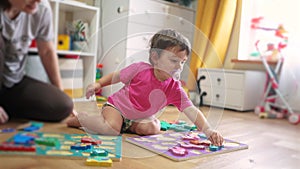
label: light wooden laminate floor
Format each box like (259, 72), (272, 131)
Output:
(0, 101), (300, 169)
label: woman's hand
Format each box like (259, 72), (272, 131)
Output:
(0, 106), (9, 124)
(85, 82), (101, 99)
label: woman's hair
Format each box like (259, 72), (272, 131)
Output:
(0, 0), (11, 9)
(149, 29), (191, 65)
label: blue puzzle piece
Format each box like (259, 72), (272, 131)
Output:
(90, 149), (108, 157)
(13, 134), (35, 145)
(23, 126), (40, 132)
(0, 128), (16, 133)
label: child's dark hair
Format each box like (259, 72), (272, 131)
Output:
(0, 0), (11, 9)
(149, 29), (191, 64)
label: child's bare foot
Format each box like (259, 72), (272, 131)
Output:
(66, 116), (81, 128)
(66, 111), (88, 128)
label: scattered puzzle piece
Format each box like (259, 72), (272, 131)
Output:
(179, 142), (205, 150)
(30, 122), (44, 128)
(18, 121), (44, 132)
(85, 157), (113, 167)
(70, 143), (92, 150)
(160, 120), (197, 132)
(23, 126), (40, 132)
(0, 143), (35, 152)
(13, 134), (35, 145)
(169, 146), (188, 156)
(81, 137), (102, 145)
(0, 128), (15, 133)
(90, 149), (108, 157)
(182, 133), (198, 140)
(35, 137), (60, 147)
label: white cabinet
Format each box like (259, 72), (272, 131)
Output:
(197, 68), (266, 111)
(99, 0), (195, 96)
(29, 0), (99, 100)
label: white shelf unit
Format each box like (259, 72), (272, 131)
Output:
(99, 0), (195, 96)
(29, 0), (99, 100)
(197, 68), (266, 111)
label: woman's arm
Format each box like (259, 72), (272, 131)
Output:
(37, 40), (63, 90)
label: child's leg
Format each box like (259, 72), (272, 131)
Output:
(129, 116), (161, 135)
(67, 105), (123, 135)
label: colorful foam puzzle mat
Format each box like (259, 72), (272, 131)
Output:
(0, 132), (122, 161)
(126, 131), (248, 161)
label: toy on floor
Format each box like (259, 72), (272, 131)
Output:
(86, 157), (113, 167)
(0, 121), (43, 134)
(0, 128), (15, 133)
(251, 17), (300, 124)
(126, 131), (248, 161)
(160, 120), (197, 132)
(0, 132), (122, 166)
(18, 121), (44, 132)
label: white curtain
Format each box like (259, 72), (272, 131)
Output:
(278, 1), (300, 112)
(278, 33), (300, 112)
(239, 0), (300, 112)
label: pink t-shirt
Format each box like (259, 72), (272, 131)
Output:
(108, 62), (193, 120)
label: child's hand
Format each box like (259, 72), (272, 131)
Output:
(85, 83), (101, 99)
(0, 106), (9, 124)
(204, 129), (224, 146)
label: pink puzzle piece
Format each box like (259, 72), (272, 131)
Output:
(169, 146), (188, 156)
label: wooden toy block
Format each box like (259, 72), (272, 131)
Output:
(177, 120), (187, 125)
(160, 121), (171, 131)
(0, 143), (35, 152)
(0, 128), (15, 133)
(90, 149), (108, 157)
(81, 137), (102, 145)
(198, 133), (207, 139)
(193, 140), (211, 147)
(181, 133), (199, 140)
(169, 124), (189, 132)
(160, 120), (197, 132)
(259, 112), (268, 119)
(13, 134), (35, 145)
(85, 157), (113, 167)
(183, 124), (197, 130)
(30, 122), (44, 128)
(96, 96), (107, 102)
(169, 146), (188, 156)
(35, 137), (60, 147)
(57, 34), (70, 50)
(179, 142), (205, 150)
(23, 126), (40, 132)
(97, 103), (103, 107)
(70, 143), (92, 150)
(209, 145), (219, 151)
(17, 121), (44, 131)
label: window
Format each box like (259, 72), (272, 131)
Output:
(238, 0), (300, 61)
(238, 0), (300, 111)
